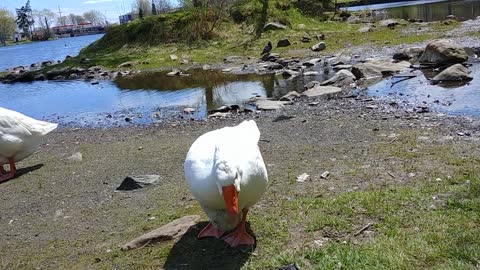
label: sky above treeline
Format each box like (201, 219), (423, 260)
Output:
(1, 0), (178, 24)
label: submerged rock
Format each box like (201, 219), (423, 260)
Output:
(432, 64), (473, 82)
(352, 60), (411, 79)
(419, 39), (468, 64)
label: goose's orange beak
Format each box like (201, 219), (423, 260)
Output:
(222, 185), (239, 217)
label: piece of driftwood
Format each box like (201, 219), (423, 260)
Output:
(390, 75), (417, 88)
(122, 215), (200, 251)
(354, 222), (374, 236)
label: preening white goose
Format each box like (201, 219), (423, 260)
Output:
(0, 107), (58, 183)
(184, 120), (268, 247)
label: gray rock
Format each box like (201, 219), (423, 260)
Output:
(169, 54), (178, 61)
(320, 69), (356, 87)
(251, 97), (291, 110)
(379, 19), (399, 27)
(224, 55), (242, 63)
(419, 39), (468, 64)
(282, 70), (299, 79)
(116, 175), (160, 191)
(71, 67), (87, 74)
(432, 64), (473, 82)
(183, 107), (196, 114)
(358, 26), (373, 33)
(46, 67), (70, 80)
(277, 38), (291, 47)
(34, 74), (46, 81)
(52, 75), (65, 80)
(303, 71), (319, 76)
(302, 85), (342, 97)
(304, 81), (320, 89)
(280, 91), (301, 101)
(41, 60), (53, 67)
(332, 64), (352, 70)
(301, 35), (311, 43)
(347, 15), (362, 24)
(302, 58), (322, 67)
(121, 215), (200, 251)
(316, 34), (325, 40)
(263, 22), (287, 31)
(117, 61), (136, 68)
(208, 112), (230, 118)
(167, 70), (181, 76)
(310, 42), (326, 52)
(393, 46), (425, 61)
(261, 53), (280, 62)
(67, 152), (83, 162)
(352, 60), (411, 79)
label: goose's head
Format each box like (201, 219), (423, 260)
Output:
(215, 161), (241, 217)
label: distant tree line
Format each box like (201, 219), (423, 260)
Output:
(0, 0), (109, 43)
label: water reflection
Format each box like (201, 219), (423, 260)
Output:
(115, 70), (275, 110)
(367, 64), (480, 115)
(0, 70), (277, 126)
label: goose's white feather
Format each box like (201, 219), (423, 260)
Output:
(0, 107), (58, 164)
(184, 120), (268, 231)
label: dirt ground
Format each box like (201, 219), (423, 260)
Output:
(1, 90), (479, 269)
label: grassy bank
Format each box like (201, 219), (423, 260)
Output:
(52, 3), (459, 71)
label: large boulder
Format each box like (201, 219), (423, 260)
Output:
(419, 39), (468, 64)
(264, 22), (287, 31)
(320, 69), (356, 87)
(302, 85), (342, 98)
(351, 59), (411, 79)
(431, 64), (473, 82)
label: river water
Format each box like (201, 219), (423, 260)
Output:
(0, 34), (103, 71)
(1, 5), (480, 126)
(343, 0), (480, 22)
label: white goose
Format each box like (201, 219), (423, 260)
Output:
(184, 120), (268, 247)
(0, 107), (58, 183)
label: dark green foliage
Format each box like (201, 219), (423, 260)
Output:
(82, 9), (218, 55)
(294, 0), (334, 17)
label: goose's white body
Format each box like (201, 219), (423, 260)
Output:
(0, 107), (58, 165)
(184, 120), (268, 231)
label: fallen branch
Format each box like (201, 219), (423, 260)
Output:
(353, 222), (374, 236)
(390, 75), (417, 88)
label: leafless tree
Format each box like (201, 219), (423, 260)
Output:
(132, 0), (151, 18)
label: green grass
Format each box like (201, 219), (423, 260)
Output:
(1, 127), (479, 269)
(38, 5), (460, 71)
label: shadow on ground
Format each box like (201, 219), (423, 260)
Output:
(163, 221), (256, 270)
(0, 164), (44, 185)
